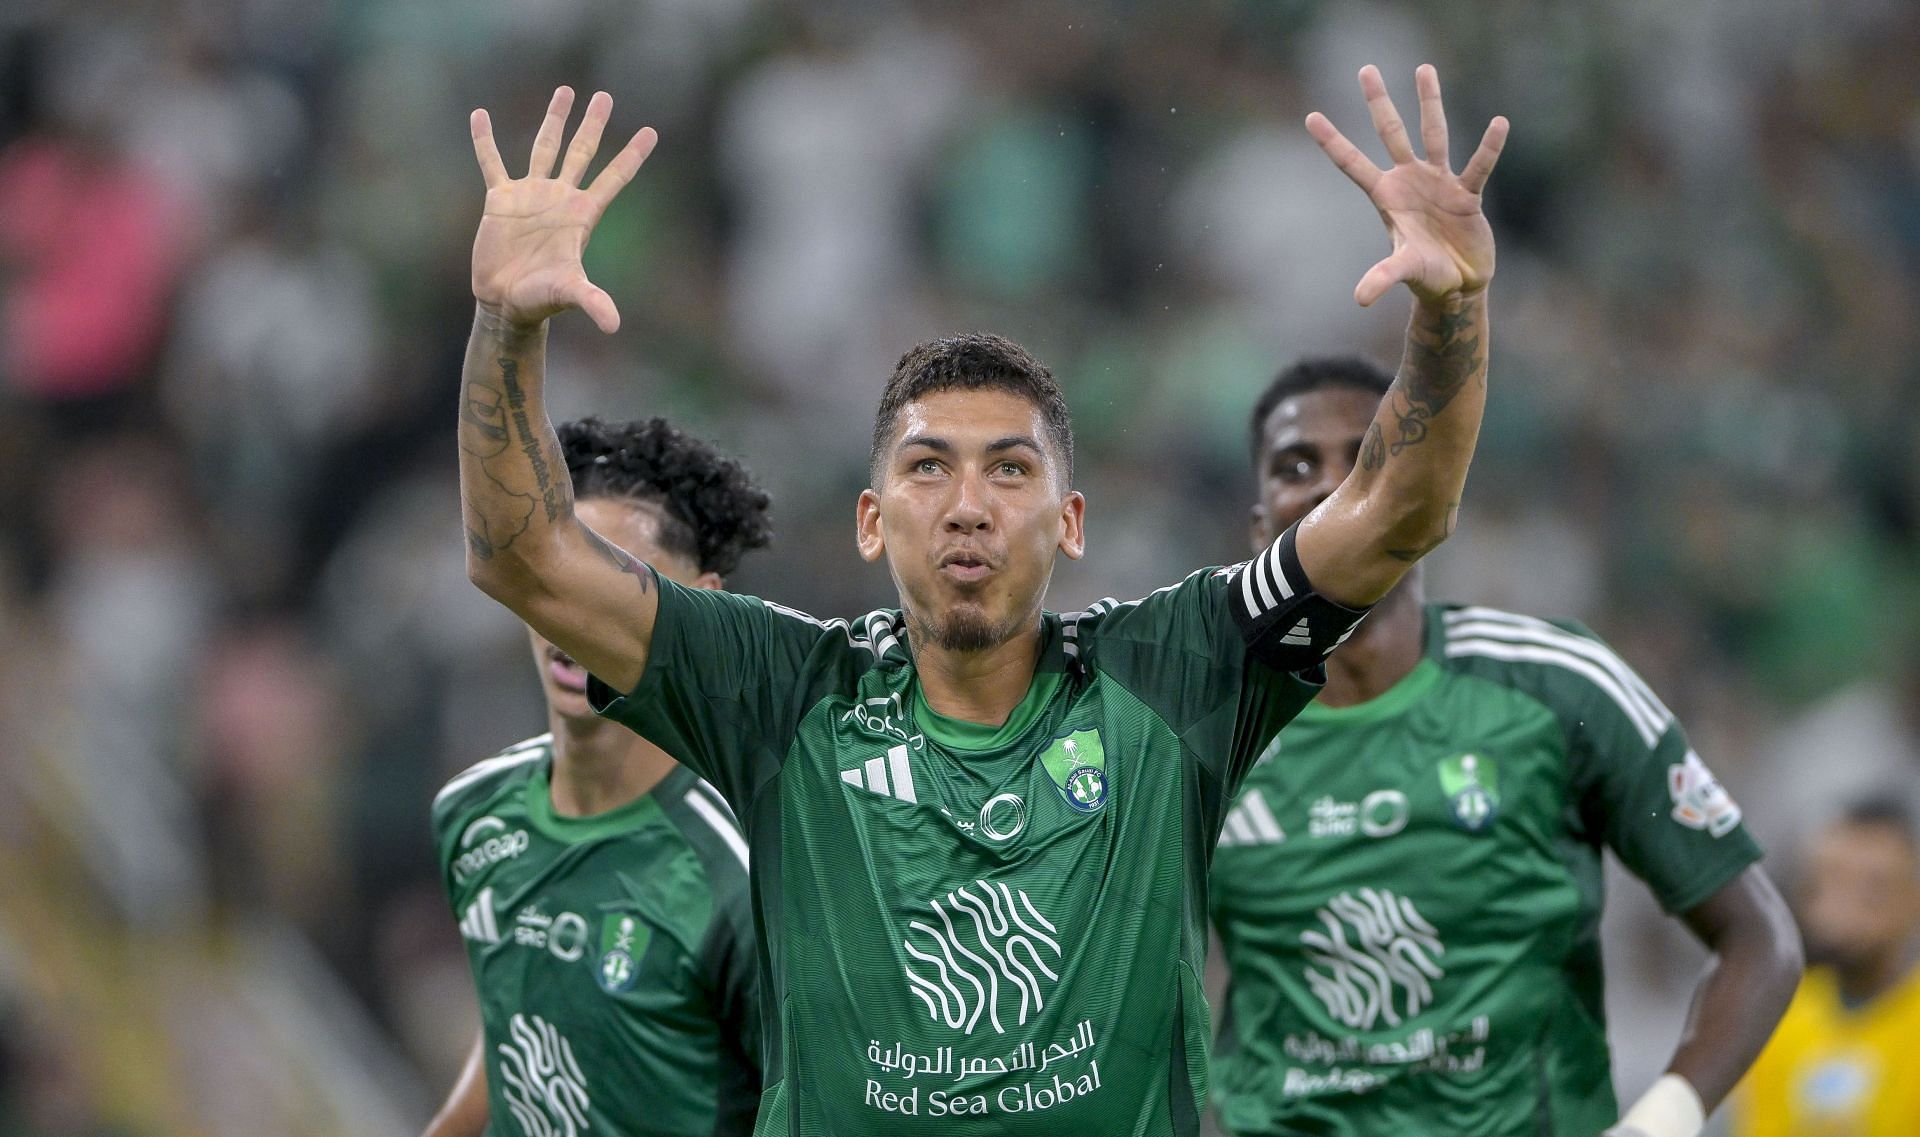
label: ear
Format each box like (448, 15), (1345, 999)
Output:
(1250, 502), (1272, 552)
(690, 571), (725, 592)
(856, 488), (886, 563)
(1057, 491), (1087, 561)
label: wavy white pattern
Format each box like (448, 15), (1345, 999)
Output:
(1301, 888), (1445, 1030)
(902, 880), (1063, 1035)
(496, 1013), (590, 1137)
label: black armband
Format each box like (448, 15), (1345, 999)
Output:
(1228, 524), (1372, 673)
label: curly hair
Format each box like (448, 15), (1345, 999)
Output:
(870, 332), (1074, 487)
(557, 417), (772, 577)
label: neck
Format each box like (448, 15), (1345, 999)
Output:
(911, 620), (1044, 726)
(1318, 572), (1426, 708)
(547, 708), (676, 817)
(1835, 939), (1920, 1006)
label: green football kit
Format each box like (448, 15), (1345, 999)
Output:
(589, 525), (1368, 1136)
(1209, 603), (1764, 1137)
(433, 734), (762, 1137)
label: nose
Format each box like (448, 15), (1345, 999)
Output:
(944, 467), (993, 532)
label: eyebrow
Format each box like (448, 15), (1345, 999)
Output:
(897, 435), (1044, 456)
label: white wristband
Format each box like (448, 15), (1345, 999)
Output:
(1607, 1074), (1705, 1137)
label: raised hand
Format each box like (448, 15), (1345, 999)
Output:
(469, 87), (658, 333)
(1308, 65), (1508, 308)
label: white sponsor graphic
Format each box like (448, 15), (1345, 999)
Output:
(842, 743), (919, 804)
(460, 887), (500, 944)
(947, 794), (1029, 843)
(496, 1013), (590, 1137)
(514, 906), (591, 962)
(1306, 791), (1409, 840)
(1280, 1016), (1490, 1092)
(901, 880), (1063, 1035)
(1220, 790), (1286, 846)
(1302, 889), (1445, 1030)
(1668, 750), (1742, 837)
(455, 816), (531, 882)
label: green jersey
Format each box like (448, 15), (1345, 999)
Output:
(432, 735), (762, 1137)
(1209, 604), (1763, 1137)
(589, 553), (1352, 1137)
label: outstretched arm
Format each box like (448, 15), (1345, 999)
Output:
(421, 1033), (489, 1137)
(1605, 867), (1802, 1137)
(460, 86), (662, 693)
(1293, 65), (1509, 606)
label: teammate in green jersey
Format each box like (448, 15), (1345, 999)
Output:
(425, 417), (771, 1137)
(456, 66), (1507, 1136)
(1209, 356), (1804, 1137)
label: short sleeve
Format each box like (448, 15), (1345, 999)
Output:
(1542, 622), (1765, 913)
(1075, 565), (1323, 807)
(587, 578), (862, 812)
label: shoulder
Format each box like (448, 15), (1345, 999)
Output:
(666, 775), (752, 883)
(430, 733), (552, 836)
(1434, 604), (1674, 748)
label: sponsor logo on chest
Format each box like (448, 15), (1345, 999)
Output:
(454, 815), (531, 882)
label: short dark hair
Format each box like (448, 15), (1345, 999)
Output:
(1247, 356), (1394, 470)
(870, 333), (1074, 487)
(1837, 793), (1919, 853)
(558, 416), (773, 577)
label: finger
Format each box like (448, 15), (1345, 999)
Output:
(573, 282), (621, 335)
(470, 109), (509, 189)
(1355, 247), (1419, 308)
(526, 86), (576, 179)
(1459, 115), (1510, 194)
(1305, 112), (1382, 194)
(558, 91), (612, 186)
(586, 126), (659, 211)
(1359, 65), (1417, 165)
(1415, 64), (1448, 167)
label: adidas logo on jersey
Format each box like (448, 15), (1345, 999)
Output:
(460, 887), (501, 944)
(841, 743), (919, 804)
(1219, 791), (1286, 846)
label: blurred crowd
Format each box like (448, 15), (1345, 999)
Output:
(0, 0), (1916, 1133)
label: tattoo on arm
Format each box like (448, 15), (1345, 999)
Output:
(1386, 297), (1483, 457)
(499, 357), (566, 523)
(1359, 422), (1387, 471)
(1385, 501), (1459, 561)
(578, 519), (655, 592)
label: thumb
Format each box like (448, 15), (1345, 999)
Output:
(573, 281), (621, 335)
(1354, 247), (1418, 308)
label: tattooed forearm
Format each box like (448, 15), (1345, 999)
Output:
(578, 520), (655, 592)
(1386, 502), (1458, 561)
(1385, 295), (1483, 457)
(500, 358), (565, 522)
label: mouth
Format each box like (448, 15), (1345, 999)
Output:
(547, 648), (589, 694)
(938, 550), (995, 584)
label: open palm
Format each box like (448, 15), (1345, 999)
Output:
(469, 87), (658, 333)
(1308, 65), (1508, 307)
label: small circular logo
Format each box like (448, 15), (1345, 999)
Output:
(978, 793), (1028, 841)
(1064, 765), (1108, 812)
(598, 949), (636, 992)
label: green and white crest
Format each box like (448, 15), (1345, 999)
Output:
(596, 912), (651, 994)
(1040, 729), (1109, 813)
(1438, 752), (1500, 832)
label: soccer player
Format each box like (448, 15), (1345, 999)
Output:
(458, 66), (1504, 1135)
(1736, 797), (1920, 1136)
(425, 417), (770, 1137)
(1209, 355), (1804, 1137)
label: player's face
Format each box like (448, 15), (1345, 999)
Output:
(1801, 823), (1920, 969)
(528, 496), (717, 722)
(1249, 387), (1381, 550)
(857, 388), (1085, 654)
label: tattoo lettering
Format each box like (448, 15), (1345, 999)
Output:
(499, 358), (566, 522)
(1387, 298), (1483, 457)
(578, 520), (655, 592)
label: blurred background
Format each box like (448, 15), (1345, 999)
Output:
(0, 0), (1915, 1133)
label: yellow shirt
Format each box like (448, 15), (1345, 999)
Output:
(1735, 964), (1920, 1137)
